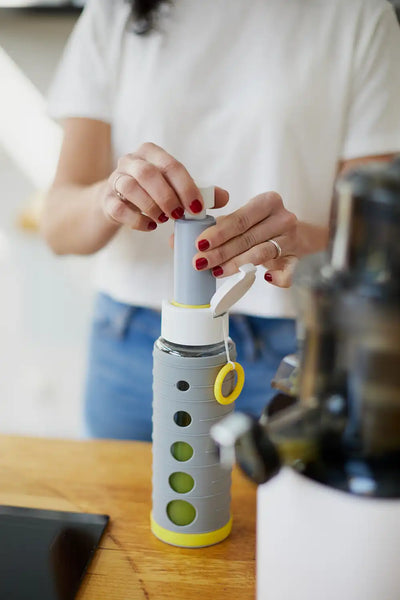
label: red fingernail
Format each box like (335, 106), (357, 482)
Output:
(264, 272), (273, 282)
(195, 257), (208, 270)
(190, 199), (203, 214)
(147, 221), (157, 231)
(198, 239), (210, 251)
(212, 266), (224, 277)
(158, 212), (169, 223)
(171, 207), (184, 220)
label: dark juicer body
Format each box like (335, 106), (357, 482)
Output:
(296, 159), (400, 497)
(212, 157), (400, 497)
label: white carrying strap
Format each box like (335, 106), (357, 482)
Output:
(222, 316), (235, 369)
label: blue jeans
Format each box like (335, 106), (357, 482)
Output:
(84, 293), (297, 441)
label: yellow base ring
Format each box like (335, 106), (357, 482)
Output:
(214, 362), (245, 405)
(150, 514), (232, 548)
(171, 301), (211, 309)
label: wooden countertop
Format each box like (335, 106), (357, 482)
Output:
(0, 436), (256, 599)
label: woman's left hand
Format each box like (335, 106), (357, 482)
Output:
(192, 191), (328, 288)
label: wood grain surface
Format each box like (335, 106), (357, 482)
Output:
(0, 436), (256, 599)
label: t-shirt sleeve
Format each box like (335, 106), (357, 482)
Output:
(341, 3), (400, 160)
(47, 0), (113, 122)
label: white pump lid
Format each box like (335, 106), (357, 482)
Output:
(184, 186), (215, 220)
(161, 264), (257, 346)
(211, 263), (257, 317)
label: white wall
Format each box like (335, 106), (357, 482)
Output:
(0, 8), (93, 438)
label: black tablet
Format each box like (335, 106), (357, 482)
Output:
(0, 505), (109, 600)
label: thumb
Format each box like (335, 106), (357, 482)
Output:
(264, 256), (299, 288)
(213, 187), (229, 209)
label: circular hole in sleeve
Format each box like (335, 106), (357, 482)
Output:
(169, 472), (195, 493)
(174, 411), (192, 427)
(171, 441), (194, 462)
(176, 380), (190, 391)
(167, 500), (196, 526)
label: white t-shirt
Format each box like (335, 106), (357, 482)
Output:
(48, 0), (400, 317)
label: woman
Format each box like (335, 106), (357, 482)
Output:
(41, 0), (400, 440)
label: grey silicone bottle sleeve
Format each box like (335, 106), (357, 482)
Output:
(152, 341), (236, 547)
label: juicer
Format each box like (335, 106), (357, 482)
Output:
(211, 158), (400, 598)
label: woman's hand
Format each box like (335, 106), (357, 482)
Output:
(193, 191), (328, 288)
(102, 142), (228, 231)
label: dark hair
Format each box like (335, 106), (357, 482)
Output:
(128, 0), (170, 34)
(127, 0), (400, 33)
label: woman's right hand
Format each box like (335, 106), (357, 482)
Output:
(102, 142), (229, 231)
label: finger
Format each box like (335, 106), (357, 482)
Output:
(213, 187), (229, 209)
(195, 192), (282, 251)
(118, 159), (186, 220)
(103, 194), (157, 232)
(201, 235), (289, 277)
(264, 256), (299, 288)
(134, 142), (203, 215)
(112, 173), (170, 223)
(193, 218), (292, 271)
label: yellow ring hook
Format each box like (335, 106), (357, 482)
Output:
(214, 362), (245, 405)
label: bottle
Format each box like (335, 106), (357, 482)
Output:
(151, 187), (256, 548)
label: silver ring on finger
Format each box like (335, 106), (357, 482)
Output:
(268, 238), (282, 259)
(113, 174), (127, 202)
